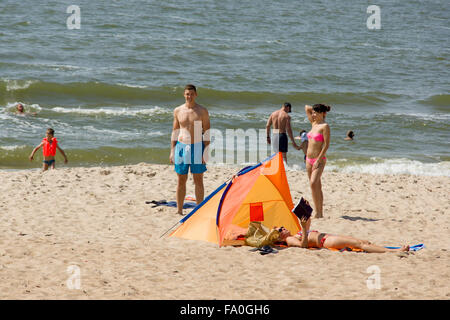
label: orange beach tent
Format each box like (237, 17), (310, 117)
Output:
(169, 152), (301, 246)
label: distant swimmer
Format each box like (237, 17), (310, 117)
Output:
(169, 84), (210, 215)
(15, 103), (36, 116)
(29, 128), (68, 171)
(16, 103), (24, 114)
(345, 130), (355, 141)
(266, 102), (300, 165)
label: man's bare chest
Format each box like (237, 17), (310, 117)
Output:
(178, 109), (202, 126)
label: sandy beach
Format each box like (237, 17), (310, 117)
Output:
(0, 163), (448, 300)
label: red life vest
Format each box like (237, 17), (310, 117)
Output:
(42, 137), (58, 156)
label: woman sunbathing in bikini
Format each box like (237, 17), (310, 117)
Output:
(275, 217), (409, 253)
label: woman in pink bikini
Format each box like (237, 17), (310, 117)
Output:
(304, 104), (331, 218)
(275, 217), (410, 253)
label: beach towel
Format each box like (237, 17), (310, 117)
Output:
(146, 200), (197, 209)
(329, 243), (425, 252)
(385, 243), (425, 252)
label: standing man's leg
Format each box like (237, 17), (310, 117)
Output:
(191, 141), (207, 205)
(282, 152), (288, 165)
(176, 173), (188, 215)
(192, 173), (204, 204)
(280, 133), (288, 165)
(174, 142), (190, 215)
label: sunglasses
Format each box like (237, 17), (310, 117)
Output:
(278, 226), (285, 233)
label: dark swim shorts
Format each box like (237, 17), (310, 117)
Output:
(272, 133), (288, 153)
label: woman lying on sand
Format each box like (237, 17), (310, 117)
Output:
(275, 217), (409, 253)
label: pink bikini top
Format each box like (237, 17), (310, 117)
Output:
(307, 131), (324, 142)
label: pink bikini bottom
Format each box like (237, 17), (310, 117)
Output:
(306, 156), (327, 166)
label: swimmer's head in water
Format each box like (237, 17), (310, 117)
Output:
(16, 103), (24, 112)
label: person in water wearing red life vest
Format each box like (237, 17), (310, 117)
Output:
(29, 128), (68, 171)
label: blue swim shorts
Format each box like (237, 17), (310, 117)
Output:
(174, 141), (207, 175)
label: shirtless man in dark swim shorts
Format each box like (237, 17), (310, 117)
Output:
(266, 102), (300, 164)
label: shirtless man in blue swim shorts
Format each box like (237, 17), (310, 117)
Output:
(170, 84), (210, 215)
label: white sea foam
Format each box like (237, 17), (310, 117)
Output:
(81, 125), (129, 136)
(327, 158), (450, 177)
(79, 125), (164, 138)
(44, 64), (83, 71)
(204, 158), (449, 177)
(0, 145), (27, 151)
(50, 106), (168, 116)
(117, 83), (148, 89)
(213, 111), (267, 121)
(146, 131), (164, 137)
(5, 80), (36, 91)
(394, 112), (450, 122)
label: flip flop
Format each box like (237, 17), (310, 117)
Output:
(259, 245), (278, 255)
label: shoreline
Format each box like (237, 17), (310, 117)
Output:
(2, 158), (449, 177)
(0, 163), (449, 299)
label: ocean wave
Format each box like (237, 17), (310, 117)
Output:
(79, 125), (164, 137)
(0, 80), (168, 104)
(50, 106), (169, 117)
(196, 88), (402, 107)
(0, 145), (28, 151)
(0, 80), (404, 107)
(4, 79), (36, 91)
(393, 112), (450, 122)
(116, 83), (149, 89)
(420, 94), (450, 107)
(43, 64), (83, 71)
(327, 158), (450, 177)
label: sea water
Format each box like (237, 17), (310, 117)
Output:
(0, 0), (449, 176)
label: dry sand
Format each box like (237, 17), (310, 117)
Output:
(0, 163), (448, 299)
